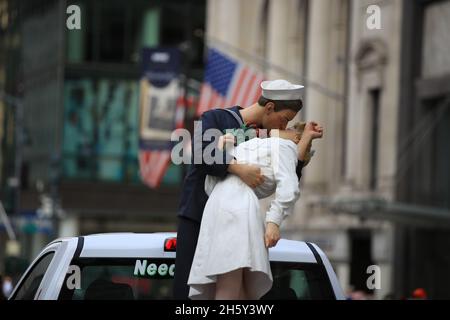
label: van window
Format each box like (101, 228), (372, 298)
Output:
(12, 252), (55, 300)
(58, 258), (335, 300)
(59, 258), (174, 300)
(262, 262), (336, 300)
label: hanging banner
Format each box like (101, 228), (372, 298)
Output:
(139, 47), (182, 150)
(138, 47), (184, 188)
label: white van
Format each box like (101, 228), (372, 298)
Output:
(8, 232), (345, 300)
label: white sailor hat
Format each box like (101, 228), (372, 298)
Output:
(261, 79), (304, 100)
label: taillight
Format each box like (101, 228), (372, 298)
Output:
(164, 237), (177, 252)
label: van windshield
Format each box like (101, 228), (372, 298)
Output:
(58, 258), (335, 300)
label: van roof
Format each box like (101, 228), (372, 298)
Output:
(55, 232), (317, 263)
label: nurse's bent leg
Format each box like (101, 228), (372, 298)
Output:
(215, 268), (244, 300)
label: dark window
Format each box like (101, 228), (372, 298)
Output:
(262, 262), (336, 300)
(58, 258), (336, 300)
(260, 0), (269, 57)
(66, 0), (206, 67)
(59, 258), (175, 300)
(12, 252), (55, 300)
(98, 4), (126, 62)
(369, 89), (380, 190)
(433, 100), (450, 209)
(349, 230), (374, 294)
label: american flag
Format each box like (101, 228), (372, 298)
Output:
(197, 48), (264, 116)
(139, 149), (172, 189)
(139, 92), (188, 188)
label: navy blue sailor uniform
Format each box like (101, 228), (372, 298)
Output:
(173, 106), (304, 299)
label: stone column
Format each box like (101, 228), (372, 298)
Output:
(207, 0), (266, 65)
(304, 0), (346, 191)
(283, 0), (348, 229)
(267, 0), (306, 80)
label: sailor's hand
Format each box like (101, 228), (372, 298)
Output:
(230, 163), (264, 188)
(218, 133), (235, 150)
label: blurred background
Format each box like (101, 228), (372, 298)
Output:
(0, 0), (449, 300)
